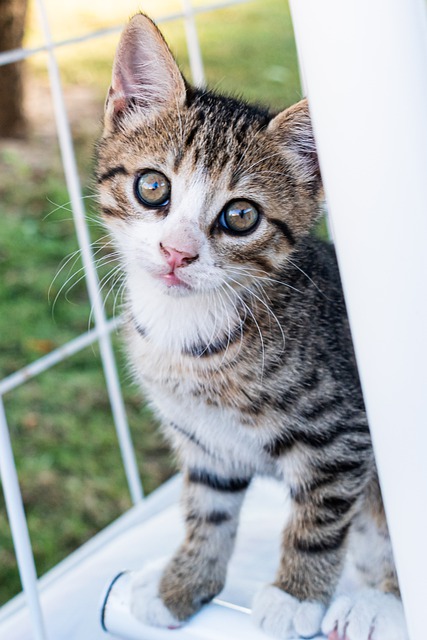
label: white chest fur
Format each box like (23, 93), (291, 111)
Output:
(130, 331), (272, 474)
(126, 315), (275, 477)
(124, 271), (283, 476)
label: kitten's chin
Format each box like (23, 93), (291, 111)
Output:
(163, 283), (195, 297)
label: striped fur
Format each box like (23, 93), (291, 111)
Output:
(96, 13), (406, 639)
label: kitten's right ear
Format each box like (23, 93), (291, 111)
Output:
(267, 99), (321, 186)
(104, 13), (187, 131)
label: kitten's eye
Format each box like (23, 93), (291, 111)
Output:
(135, 170), (170, 207)
(219, 200), (260, 235)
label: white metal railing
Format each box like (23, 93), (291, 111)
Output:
(0, 1), (253, 638)
(0, 399), (47, 640)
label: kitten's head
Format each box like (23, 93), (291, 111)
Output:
(96, 14), (323, 299)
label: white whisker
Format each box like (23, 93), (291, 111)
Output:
(227, 265), (302, 295)
(222, 280), (266, 381)
(284, 255), (328, 298)
(227, 276), (286, 355)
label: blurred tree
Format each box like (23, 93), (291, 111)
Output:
(0, 0), (28, 138)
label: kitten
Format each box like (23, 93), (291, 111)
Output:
(96, 14), (408, 640)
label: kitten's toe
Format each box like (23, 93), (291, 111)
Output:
(294, 600), (326, 637)
(321, 590), (408, 640)
(252, 584), (324, 639)
(252, 585), (299, 639)
(130, 561), (182, 629)
(322, 595), (352, 638)
(368, 593), (409, 640)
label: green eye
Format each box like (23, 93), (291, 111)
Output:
(219, 200), (260, 235)
(135, 170), (170, 207)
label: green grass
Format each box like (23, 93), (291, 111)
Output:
(0, 0), (301, 606)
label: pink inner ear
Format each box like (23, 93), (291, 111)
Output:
(107, 84), (126, 114)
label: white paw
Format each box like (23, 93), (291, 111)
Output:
(321, 589), (409, 640)
(130, 560), (182, 629)
(252, 584), (325, 639)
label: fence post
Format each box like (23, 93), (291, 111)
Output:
(181, 0), (206, 86)
(289, 1), (427, 638)
(0, 398), (47, 640)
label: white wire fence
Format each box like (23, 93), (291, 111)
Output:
(0, 1), (257, 638)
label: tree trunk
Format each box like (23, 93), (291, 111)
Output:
(0, 0), (28, 138)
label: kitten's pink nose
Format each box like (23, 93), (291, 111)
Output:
(160, 244), (199, 269)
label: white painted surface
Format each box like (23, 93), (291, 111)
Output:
(289, 1), (427, 639)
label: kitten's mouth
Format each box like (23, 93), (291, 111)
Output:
(158, 271), (191, 289)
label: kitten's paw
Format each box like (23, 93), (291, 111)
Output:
(130, 561), (182, 629)
(252, 584), (325, 639)
(321, 589), (409, 640)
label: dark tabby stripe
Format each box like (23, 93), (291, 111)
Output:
(134, 321), (146, 337)
(313, 457), (365, 477)
(188, 469), (251, 493)
(264, 431), (296, 457)
(299, 397), (344, 421)
(299, 369), (321, 390)
(295, 522), (350, 554)
(290, 484), (358, 518)
(274, 387), (301, 413)
(186, 510), (231, 525)
(205, 510), (231, 524)
(270, 218), (296, 246)
(264, 422), (344, 457)
(293, 426), (343, 449)
(314, 509), (346, 527)
(101, 206), (130, 219)
(170, 422), (217, 459)
(304, 466), (365, 496)
(242, 390), (274, 416)
(265, 419), (369, 458)
(174, 148), (184, 172)
(184, 125), (199, 149)
(320, 495), (356, 518)
(98, 165), (128, 183)
(184, 323), (243, 358)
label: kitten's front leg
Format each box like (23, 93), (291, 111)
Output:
(253, 464), (363, 639)
(131, 466), (250, 626)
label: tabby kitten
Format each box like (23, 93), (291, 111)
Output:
(96, 14), (408, 640)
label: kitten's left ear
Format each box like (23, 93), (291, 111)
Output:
(268, 99), (321, 186)
(104, 13), (187, 131)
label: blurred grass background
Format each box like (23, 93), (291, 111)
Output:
(0, 0), (301, 606)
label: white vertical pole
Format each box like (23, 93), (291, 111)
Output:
(35, 0), (143, 504)
(181, 0), (206, 86)
(0, 398), (47, 640)
(288, 1), (427, 639)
